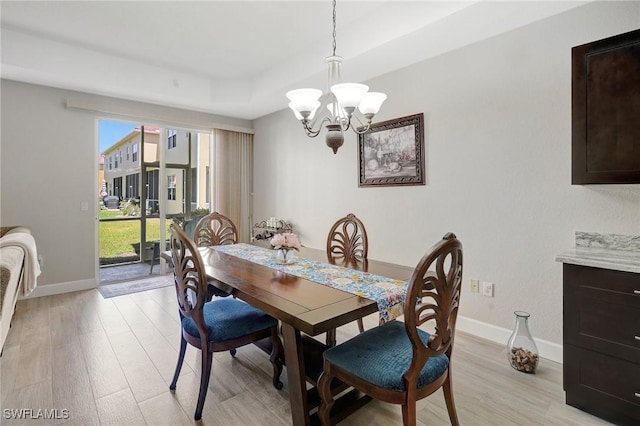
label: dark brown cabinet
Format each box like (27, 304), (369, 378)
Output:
(572, 28), (640, 184)
(563, 263), (640, 425)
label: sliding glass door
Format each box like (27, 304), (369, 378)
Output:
(98, 120), (211, 282)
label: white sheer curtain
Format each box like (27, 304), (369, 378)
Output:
(211, 129), (253, 242)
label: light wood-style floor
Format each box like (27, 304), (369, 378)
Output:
(1, 285), (611, 426)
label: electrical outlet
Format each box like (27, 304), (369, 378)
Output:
(470, 279), (479, 293)
(482, 281), (494, 297)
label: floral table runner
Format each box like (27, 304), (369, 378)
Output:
(213, 243), (408, 323)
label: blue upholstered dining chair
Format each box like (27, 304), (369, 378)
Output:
(317, 232), (463, 426)
(168, 224), (284, 421)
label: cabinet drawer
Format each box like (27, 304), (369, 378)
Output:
(564, 345), (640, 425)
(563, 263), (640, 295)
(565, 293), (640, 362)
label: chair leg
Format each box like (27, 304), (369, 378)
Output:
(149, 242), (159, 274)
(169, 334), (187, 391)
(401, 400), (417, 426)
(317, 370), (335, 426)
(194, 348), (213, 421)
(357, 318), (365, 333)
(443, 372), (459, 426)
(269, 328), (284, 390)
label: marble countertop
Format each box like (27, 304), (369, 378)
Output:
(556, 246), (640, 274)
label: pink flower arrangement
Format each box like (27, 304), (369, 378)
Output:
(270, 232), (301, 251)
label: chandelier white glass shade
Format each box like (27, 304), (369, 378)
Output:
(286, 1), (387, 154)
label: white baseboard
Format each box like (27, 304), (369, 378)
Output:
(457, 315), (563, 364)
(20, 279), (98, 299)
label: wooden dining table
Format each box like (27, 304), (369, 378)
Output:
(165, 245), (413, 425)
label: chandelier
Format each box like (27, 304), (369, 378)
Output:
(286, 0), (387, 154)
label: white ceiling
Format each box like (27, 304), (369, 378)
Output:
(1, 1), (588, 120)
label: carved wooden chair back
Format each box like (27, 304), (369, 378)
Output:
(326, 213), (368, 266)
(325, 213), (369, 342)
(170, 224), (208, 334)
(318, 232), (463, 426)
(193, 212), (238, 247)
(404, 232), (463, 380)
(191, 212), (238, 298)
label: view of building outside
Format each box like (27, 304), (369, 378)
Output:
(101, 124), (211, 216)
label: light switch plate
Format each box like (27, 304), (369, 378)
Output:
(482, 281), (494, 297)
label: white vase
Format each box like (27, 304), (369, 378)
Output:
(276, 248), (295, 265)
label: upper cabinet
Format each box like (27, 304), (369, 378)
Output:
(572, 28), (640, 184)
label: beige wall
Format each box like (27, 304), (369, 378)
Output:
(252, 1), (640, 358)
(0, 80), (251, 293)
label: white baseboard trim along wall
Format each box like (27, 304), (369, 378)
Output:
(457, 315), (563, 364)
(22, 279), (97, 300)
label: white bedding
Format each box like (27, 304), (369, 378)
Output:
(0, 229), (41, 296)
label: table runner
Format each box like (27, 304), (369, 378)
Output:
(213, 243), (408, 323)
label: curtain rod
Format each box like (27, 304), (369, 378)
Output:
(65, 99), (255, 134)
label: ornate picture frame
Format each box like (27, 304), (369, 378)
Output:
(358, 113), (425, 187)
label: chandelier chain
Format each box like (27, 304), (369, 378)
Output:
(331, 0), (337, 56)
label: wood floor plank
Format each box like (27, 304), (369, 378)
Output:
(1, 380), (54, 426)
(205, 355), (248, 401)
(95, 299), (131, 337)
(49, 304), (78, 348)
(128, 321), (192, 383)
(95, 388), (146, 426)
(51, 342), (98, 425)
(17, 296), (51, 331)
(1, 344), (21, 405)
(168, 370), (220, 418)
(218, 390), (291, 426)
(107, 330), (168, 403)
(146, 285), (178, 313)
(13, 329), (52, 390)
(73, 291), (105, 336)
(111, 295), (151, 328)
(544, 401), (612, 425)
(78, 329), (129, 399)
(165, 331), (201, 373)
(214, 349), (289, 410)
(3, 310), (25, 349)
(138, 391), (192, 426)
(128, 290), (181, 336)
(342, 399), (429, 426)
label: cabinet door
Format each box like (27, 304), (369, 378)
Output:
(563, 264), (640, 363)
(564, 344), (640, 425)
(572, 28), (640, 184)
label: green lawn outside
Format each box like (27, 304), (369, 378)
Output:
(99, 210), (170, 264)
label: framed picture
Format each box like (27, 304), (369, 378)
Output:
(358, 113), (425, 187)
